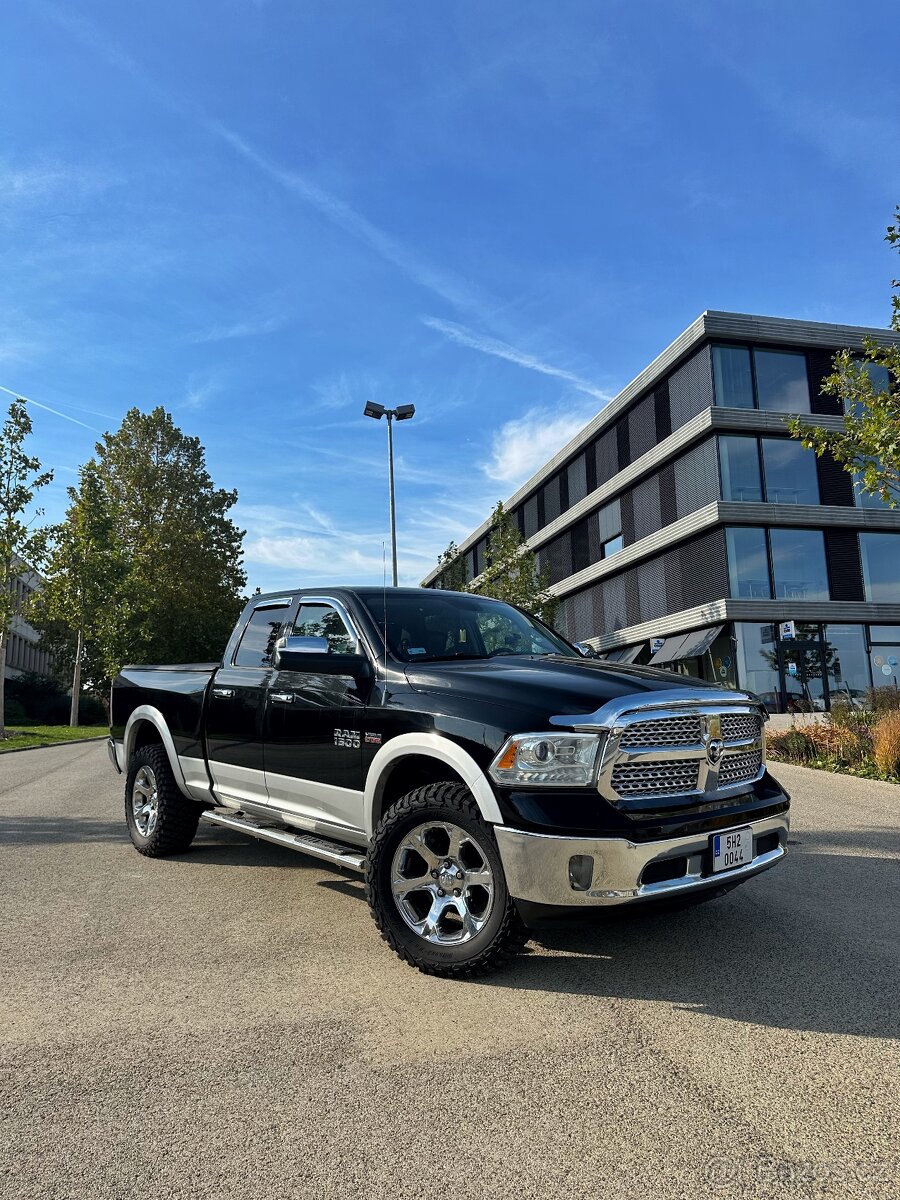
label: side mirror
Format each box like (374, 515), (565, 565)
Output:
(274, 635), (372, 680)
(574, 642), (596, 658)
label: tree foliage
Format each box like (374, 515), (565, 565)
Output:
(34, 407), (246, 689)
(0, 398), (53, 736)
(788, 208), (900, 504)
(437, 501), (558, 627)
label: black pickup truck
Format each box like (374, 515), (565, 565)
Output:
(108, 586), (789, 976)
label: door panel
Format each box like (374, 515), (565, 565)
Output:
(205, 666), (273, 803)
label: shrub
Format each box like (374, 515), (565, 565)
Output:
(873, 711), (900, 777)
(768, 728), (817, 764)
(3, 698), (28, 726)
(77, 694), (107, 726)
(866, 687), (900, 716)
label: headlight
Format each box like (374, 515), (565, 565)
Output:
(489, 732), (605, 787)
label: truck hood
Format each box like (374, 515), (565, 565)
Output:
(403, 654), (742, 722)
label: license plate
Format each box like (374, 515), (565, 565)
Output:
(712, 827), (753, 873)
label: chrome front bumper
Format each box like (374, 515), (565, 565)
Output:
(494, 814), (788, 907)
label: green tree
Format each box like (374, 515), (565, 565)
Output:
(30, 463), (123, 723)
(69, 407), (246, 684)
(788, 208), (900, 504)
(471, 501), (558, 627)
(434, 540), (469, 591)
(0, 399), (53, 737)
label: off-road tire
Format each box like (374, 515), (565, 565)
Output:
(366, 781), (528, 977)
(125, 744), (200, 857)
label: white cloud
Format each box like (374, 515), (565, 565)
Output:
(181, 373), (222, 410)
(187, 313), (289, 344)
(482, 405), (597, 486)
(422, 316), (609, 401)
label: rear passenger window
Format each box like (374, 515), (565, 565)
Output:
(293, 604), (357, 655)
(234, 605), (290, 667)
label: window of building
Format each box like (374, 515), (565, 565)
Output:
(760, 438), (819, 505)
(712, 346), (754, 408)
(853, 465), (896, 509)
(602, 533), (624, 558)
(770, 528), (829, 600)
(824, 624), (871, 704)
(863, 362), (891, 395)
(859, 533), (900, 603)
(726, 527), (771, 598)
(734, 622), (780, 712)
(719, 437), (762, 501)
(869, 625), (900, 691)
(234, 603), (290, 667)
(292, 603), (357, 654)
(754, 349), (810, 412)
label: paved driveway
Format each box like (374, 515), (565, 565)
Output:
(1, 744), (898, 1200)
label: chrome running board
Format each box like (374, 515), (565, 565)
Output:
(199, 809), (366, 873)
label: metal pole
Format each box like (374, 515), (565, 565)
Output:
(387, 412), (398, 586)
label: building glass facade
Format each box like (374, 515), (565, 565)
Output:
(424, 312), (900, 712)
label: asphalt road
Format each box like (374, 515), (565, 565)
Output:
(1, 743), (898, 1200)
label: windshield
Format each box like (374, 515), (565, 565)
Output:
(359, 592), (576, 663)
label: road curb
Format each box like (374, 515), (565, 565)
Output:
(0, 736), (107, 756)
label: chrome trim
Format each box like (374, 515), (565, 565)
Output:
(550, 688), (767, 804)
(269, 691), (295, 704)
(293, 594), (375, 663)
(211, 687), (235, 698)
(495, 814), (789, 907)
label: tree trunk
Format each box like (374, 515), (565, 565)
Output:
(69, 627), (83, 727)
(0, 629), (6, 739)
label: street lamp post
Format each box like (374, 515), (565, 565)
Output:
(363, 401), (415, 586)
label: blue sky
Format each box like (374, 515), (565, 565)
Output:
(2, 0), (898, 591)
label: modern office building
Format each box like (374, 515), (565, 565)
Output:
(4, 556), (52, 681)
(422, 312), (900, 713)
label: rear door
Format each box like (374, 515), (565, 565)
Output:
(263, 597), (370, 839)
(205, 597), (293, 805)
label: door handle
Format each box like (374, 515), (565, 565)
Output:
(212, 687), (235, 698)
(270, 692), (295, 704)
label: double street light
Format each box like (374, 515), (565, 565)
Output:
(363, 401), (416, 586)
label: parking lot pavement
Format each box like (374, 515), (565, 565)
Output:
(1, 744), (898, 1200)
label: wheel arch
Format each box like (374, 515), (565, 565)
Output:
(123, 706), (191, 798)
(364, 734), (503, 837)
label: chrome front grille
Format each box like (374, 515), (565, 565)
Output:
(598, 704), (765, 803)
(611, 761), (700, 796)
(619, 714), (702, 747)
(719, 747), (763, 786)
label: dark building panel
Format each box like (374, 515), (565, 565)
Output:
(669, 346), (714, 430)
(654, 381), (672, 441)
(628, 393), (657, 462)
(542, 473), (563, 526)
(638, 558), (668, 621)
(631, 473), (663, 543)
(616, 417), (631, 473)
(567, 454), (588, 507)
(543, 530), (573, 584)
(522, 495), (539, 539)
(824, 530), (864, 601)
(816, 449), (855, 507)
(807, 348), (843, 416)
(571, 517), (590, 574)
(594, 428), (618, 487)
(619, 489), (635, 546)
(675, 437), (720, 518)
(679, 529), (729, 609)
(659, 463), (677, 526)
(602, 573), (629, 635)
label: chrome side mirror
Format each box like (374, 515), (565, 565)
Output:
(273, 634), (330, 667)
(574, 642), (595, 658)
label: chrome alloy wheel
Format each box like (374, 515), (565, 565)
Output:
(390, 821), (496, 945)
(131, 765), (159, 838)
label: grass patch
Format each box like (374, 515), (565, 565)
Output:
(0, 725), (108, 753)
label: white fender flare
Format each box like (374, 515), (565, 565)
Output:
(363, 732), (504, 837)
(123, 705), (191, 798)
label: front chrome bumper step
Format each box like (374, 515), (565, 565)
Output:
(494, 814), (789, 907)
(199, 809), (366, 873)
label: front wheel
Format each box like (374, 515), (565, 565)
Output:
(365, 782), (528, 977)
(125, 744), (200, 857)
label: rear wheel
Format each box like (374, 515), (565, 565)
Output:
(366, 782), (528, 977)
(125, 744), (200, 857)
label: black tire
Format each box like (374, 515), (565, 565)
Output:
(125, 743), (200, 857)
(365, 782), (528, 978)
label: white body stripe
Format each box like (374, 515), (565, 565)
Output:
(265, 771), (365, 837)
(208, 760), (269, 805)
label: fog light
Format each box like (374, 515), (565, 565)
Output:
(568, 854), (594, 891)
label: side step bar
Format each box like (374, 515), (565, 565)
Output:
(199, 809), (366, 873)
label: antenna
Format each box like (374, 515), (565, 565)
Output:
(382, 541), (388, 705)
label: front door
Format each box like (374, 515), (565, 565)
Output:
(205, 598), (293, 805)
(264, 599), (370, 838)
(776, 633), (828, 714)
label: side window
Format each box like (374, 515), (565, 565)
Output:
(293, 604), (357, 654)
(234, 604), (290, 667)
